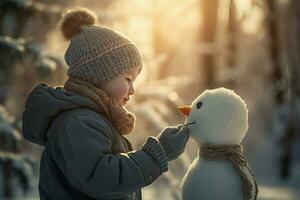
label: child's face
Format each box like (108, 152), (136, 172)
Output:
(102, 68), (140, 106)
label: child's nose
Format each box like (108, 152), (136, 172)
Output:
(129, 83), (135, 95)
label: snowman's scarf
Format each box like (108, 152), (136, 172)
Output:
(63, 78), (135, 135)
(200, 144), (258, 200)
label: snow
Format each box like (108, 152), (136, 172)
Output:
(180, 88), (255, 199)
(186, 88), (249, 145)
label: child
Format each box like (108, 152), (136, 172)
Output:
(22, 7), (189, 200)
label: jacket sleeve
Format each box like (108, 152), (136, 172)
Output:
(54, 114), (163, 199)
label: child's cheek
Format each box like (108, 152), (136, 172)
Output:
(114, 83), (129, 100)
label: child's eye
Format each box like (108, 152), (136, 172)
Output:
(125, 78), (131, 82)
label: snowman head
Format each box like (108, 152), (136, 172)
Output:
(178, 88), (248, 145)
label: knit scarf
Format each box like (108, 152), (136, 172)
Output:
(63, 78), (135, 135)
(200, 144), (258, 200)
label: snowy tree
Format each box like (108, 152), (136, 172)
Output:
(0, 106), (35, 198)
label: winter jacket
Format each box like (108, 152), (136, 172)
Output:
(22, 84), (164, 200)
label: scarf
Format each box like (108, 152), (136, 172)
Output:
(200, 144), (258, 200)
(63, 78), (135, 135)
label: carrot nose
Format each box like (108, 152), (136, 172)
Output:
(178, 106), (192, 117)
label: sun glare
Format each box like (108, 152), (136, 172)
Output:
(235, 0), (252, 19)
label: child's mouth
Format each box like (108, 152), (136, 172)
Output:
(121, 98), (129, 105)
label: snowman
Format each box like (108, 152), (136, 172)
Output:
(178, 88), (258, 200)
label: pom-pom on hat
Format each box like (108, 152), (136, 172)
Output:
(60, 7), (143, 87)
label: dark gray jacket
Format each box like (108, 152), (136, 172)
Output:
(22, 84), (163, 200)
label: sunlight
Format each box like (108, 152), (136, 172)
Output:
(236, 0), (252, 18)
(234, 0), (263, 34)
(240, 5), (264, 34)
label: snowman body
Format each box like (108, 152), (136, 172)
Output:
(181, 157), (257, 200)
(180, 88), (257, 200)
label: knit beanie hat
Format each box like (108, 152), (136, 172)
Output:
(60, 7), (143, 87)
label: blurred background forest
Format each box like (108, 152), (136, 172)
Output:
(0, 0), (299, 199)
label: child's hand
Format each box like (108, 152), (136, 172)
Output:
(156, 124), (190, 161)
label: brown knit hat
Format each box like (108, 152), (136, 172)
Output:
(60, 7), (143, 87)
